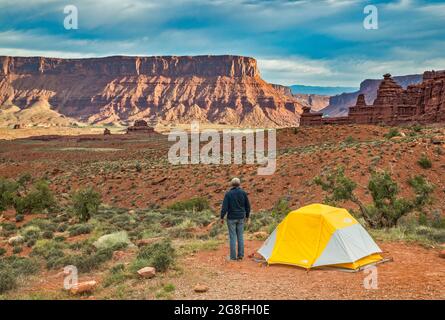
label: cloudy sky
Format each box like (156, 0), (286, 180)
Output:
(0, 0), (444, 86)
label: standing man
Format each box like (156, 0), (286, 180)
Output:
(220, 177), (251, 261)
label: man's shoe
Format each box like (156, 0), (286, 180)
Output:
(227, 256), (237, 261)
(237, 257), (244, 261)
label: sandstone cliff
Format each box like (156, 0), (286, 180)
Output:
(0, 55), (302, 127)
(322, 74), (423, 117)
(271, 84), (329, 112)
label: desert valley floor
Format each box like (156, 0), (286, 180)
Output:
(0, 124), (444, 299)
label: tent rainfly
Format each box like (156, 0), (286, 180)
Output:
(258, 204), (383, 270)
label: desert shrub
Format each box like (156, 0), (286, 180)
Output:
(0, 269), (16, 294)
(14, 180), (56, 215)
(71, 187), (102, 222)
(384, 128), (401, 139)
(0, 222), (16, 237)
(56, 223), (68, 232)
(344, 136), (356, 144)
(366, 171), (413, 228)
(68, 224), (93, 236)
(135, 240), (175, 272)
(17, 173), (32, 187)
(93, 231), (132, 250)
(167, 197), (210, 212)
(418, 213), (428, 226)
(314, 166), (360, 206)
(271, 197), (291, 220)
(21, 226), (41, 242)
(314, 167), (435, 229)
(0, 248), (6, 256)
(26, 239), (36, 248)
(25, 219), (57, 232)
(12, 246), (22, 254)
(410, 124), (423, 133)
(15, 214), (24, 223)
(408, 175), (435, 208)
(0, 178), (19, 212)
(417, 154), (432, 169)
(42, 231), (54, 239)
(49, 247), (114, 273)
(0, 256), (40, 276)
(31, 239), (65, 268)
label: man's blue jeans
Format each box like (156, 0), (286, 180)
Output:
(227, 219), (244, 260)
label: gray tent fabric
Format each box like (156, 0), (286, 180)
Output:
(257, 228), (277, 260)
(312, 224), (382, 267)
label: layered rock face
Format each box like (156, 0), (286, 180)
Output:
(0, 55), (302, 127)
(301, 71), (445, 126)
(322, 74), (423, 117)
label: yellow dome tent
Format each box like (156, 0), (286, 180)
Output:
(258, 204), (383, 270)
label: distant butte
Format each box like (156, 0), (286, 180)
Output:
(300, 71), (445, 126)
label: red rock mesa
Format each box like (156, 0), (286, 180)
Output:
(300, 71), (445, 126)
(0, 55), (302, 127)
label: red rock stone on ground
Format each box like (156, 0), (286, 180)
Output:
(69, 280), (97, 295)
(137, 267), (156, 278)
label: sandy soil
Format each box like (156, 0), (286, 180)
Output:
(173, 240), (445, 300)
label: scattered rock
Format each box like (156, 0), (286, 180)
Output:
(431, 136), (445, 145)
(439, 250), (445, 259)
(253, 231), (268, 240)
(13, 124), (21, 129)
(112, 250), (126, 261)
(137, 267), (156, 278)
(193, 284), (209, 293)
(151, 177), (167, 185)
(69, 280), (97, 295)
(8, 235), (24, 246)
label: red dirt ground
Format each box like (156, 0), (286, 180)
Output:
(174, 240), (445, 300)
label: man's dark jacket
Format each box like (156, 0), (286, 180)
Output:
(220, 187), (251, 220)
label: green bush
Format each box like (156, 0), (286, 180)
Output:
(136, 240), (175, 272)
(47, 247), (114, 273)
(42, 231), (54, 239)
(271, 197), (291, 220)
(14, 180), (56, 215)
(417, 154), (432, 169)
(15, 214), (24, 223)
(68, 224), (93, 236)
(21, 226), (41, 242)
(384, 128), (401, 139)
(344, 136), (356, 144)
(0, 248), (6, 256)
(12, 246), (22, 254)
(0, 256), (40, 276)
(93, 231), (132, 250)
(314, 167), (435, 229)
(0, 269), (16, 294)
(0, 178), (19, 212)
(167, 197), (210, 212)
(408, 176), (435, 207)
(71, 187), (101, 222)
